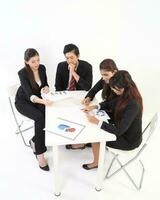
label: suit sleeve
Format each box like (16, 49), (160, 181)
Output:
(18, 70), (34, 101)
(99, 97), (118, 110)
(77, 64), (92, 91)
(100, 101), (140, 136)
(55, 64), (63, 91)
(85, 79), (103, 100)
(41, 65), (49, 87)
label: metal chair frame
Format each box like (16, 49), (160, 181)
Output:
(8, 84), (34, 147)
(105, 113), (159, 190)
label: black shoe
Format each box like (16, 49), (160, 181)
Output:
(29, 139), (36, 154)
(85, 143), (92, 147)
(82, 164), (98, 170)
(65, 144), (72, 149)
(39, 164), (50, 171)
(65, 144), (85, 150)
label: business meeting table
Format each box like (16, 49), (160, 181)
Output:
(44, 90), (116, 196)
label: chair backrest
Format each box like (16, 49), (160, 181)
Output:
(7, 84), (28, 122)
(7, 84), (20, 119)
(7, 84), (19, 97)
(145, 113), (159, 144)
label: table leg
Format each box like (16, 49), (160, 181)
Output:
(95, 141), (106, 191)
(52, 145), (61, 196)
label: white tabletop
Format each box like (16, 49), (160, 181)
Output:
(45, 91), (116, 146)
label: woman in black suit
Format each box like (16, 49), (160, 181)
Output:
(15, 48), (53, 171)
(82, 59), (118, 106)
(82, 70), (143, 170)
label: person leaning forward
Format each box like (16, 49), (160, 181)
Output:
(55, 43), (93, 91)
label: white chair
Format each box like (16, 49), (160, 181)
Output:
(105, 113), (159, 190)
(7, 84), (34, 147)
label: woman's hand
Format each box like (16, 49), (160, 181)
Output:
(82, 105), (98, 113)
(43, 99), (53, 106)
(81, 97), (91, 105)
(86, 114), (99, 125)
(32, 96), (53, 106)
(41, 86), (49, 94)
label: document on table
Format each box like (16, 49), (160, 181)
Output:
(45, 117), (85, 141)
(41, 91), (72, 102)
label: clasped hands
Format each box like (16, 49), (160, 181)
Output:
(68, 63), (76, 73)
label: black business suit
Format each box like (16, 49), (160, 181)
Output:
(15, 64), (48, 155)
(99, 98), (142, 150)
(85, 78), (117, 121)
(85, 78), (104, 100)
(55, 60), (92, 91)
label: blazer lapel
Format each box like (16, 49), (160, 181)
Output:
(38, 66), (44, 87)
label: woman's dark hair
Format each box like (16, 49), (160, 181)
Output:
(100, 59), (118, 100)
(63, 44), (79, 56)
(109, 70), (143, 125)
(24, 48), (39, 93)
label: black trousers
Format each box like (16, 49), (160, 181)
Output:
(15, 100), (46, 155)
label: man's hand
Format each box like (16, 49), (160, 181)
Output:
(68, 63), (80, 82)
(68, 63), (76, 73)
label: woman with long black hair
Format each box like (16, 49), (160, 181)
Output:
(82, 70), (143, 170)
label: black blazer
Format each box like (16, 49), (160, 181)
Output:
(85, 78), (117, 101)
(55, 60), (92, 91)
(85, 78), (104, 100)
(15, 64), (49, 103)
(100, 98), (142, 150)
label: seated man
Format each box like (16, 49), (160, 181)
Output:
(55, 43), (93, 91)
(55, 43), (93, 149)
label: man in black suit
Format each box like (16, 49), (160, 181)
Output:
(55, 44), (93, 91)
(55, 44), (93, 150)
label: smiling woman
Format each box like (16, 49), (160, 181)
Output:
(15, 48), (53, 171)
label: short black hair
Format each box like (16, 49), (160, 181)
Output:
(63, 44), (79, 56)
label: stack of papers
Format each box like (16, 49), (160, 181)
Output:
(41, 91), (72, 102)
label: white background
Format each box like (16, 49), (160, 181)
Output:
(0, 0), (160, 116)
(0, 0), (160, 112)
(0, 1), (160, 199)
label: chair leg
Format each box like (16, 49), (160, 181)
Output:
(15, 121), (33, 147)
(105, 152), (119, 177)
(9, 98), (30, 147)
(138, 160), (145, 189)
(16, 125), (30, 147)
(15, 125), (34, 134)
(105, 154), (145, 190)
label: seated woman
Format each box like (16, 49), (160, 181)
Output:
(82, 70), (143, 170)
(66, 59), (118, 150)
(82, 58), (118, 106)
(15, 48), (53, 171)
